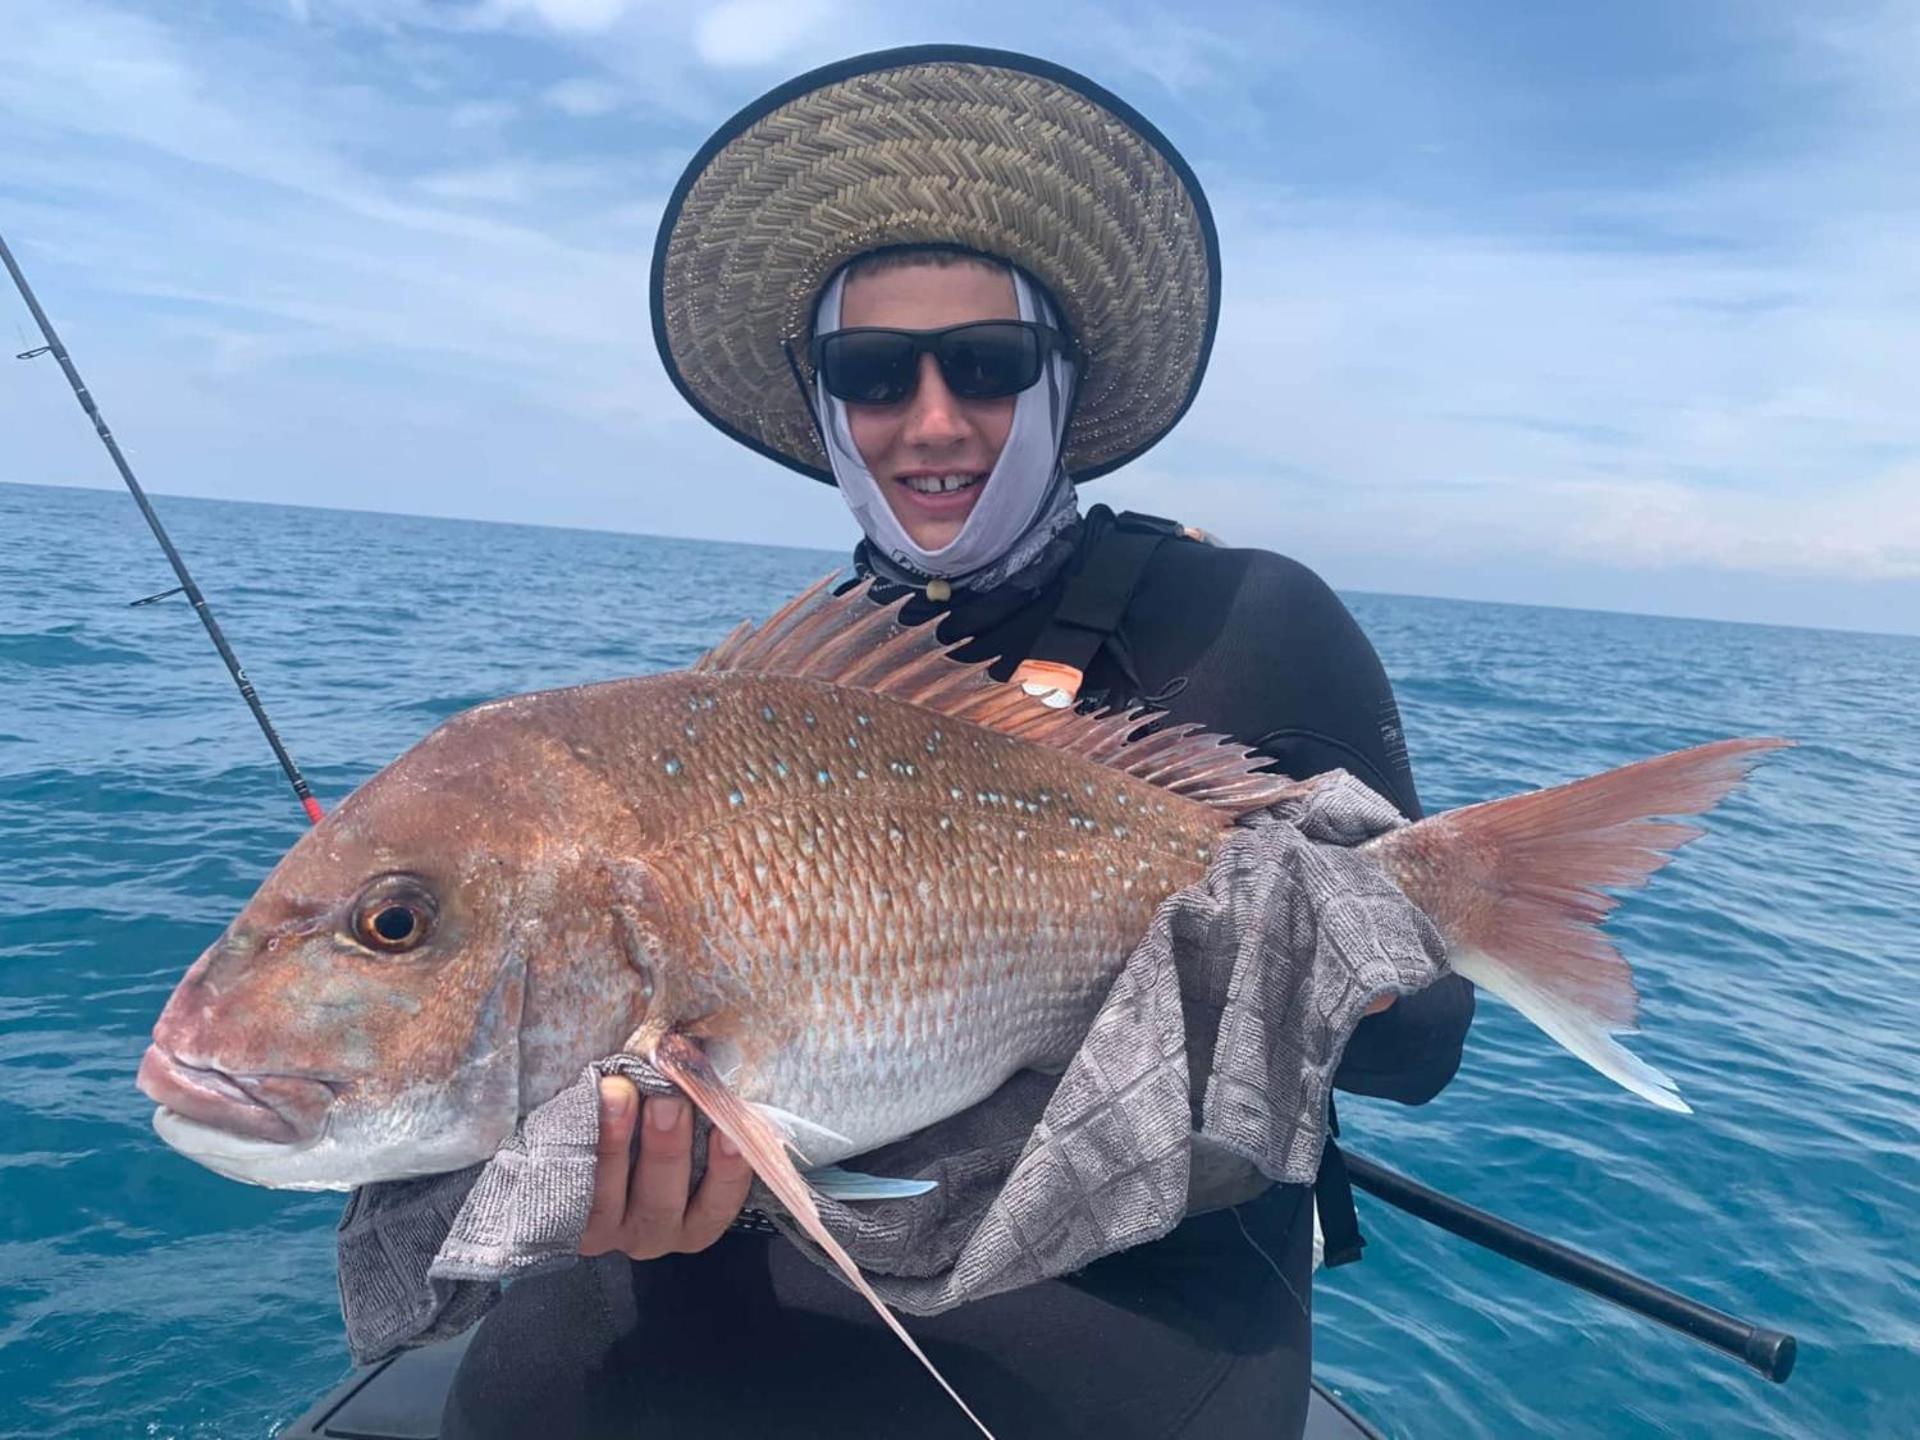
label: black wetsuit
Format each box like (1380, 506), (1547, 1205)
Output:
(443, 510), (1474, 1440)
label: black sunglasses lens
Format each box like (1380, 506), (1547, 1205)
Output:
(819, 332), (917, 405)
(816, 324), (1050, 404)
(934, 323), (1044, 399)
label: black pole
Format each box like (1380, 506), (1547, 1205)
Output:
(1, 229), (322, 825)
(1344, 1150), (1797, 1383)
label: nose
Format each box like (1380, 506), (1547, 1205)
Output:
(900, 354), (970, 449)
(154, 952), (214, 1030)
(148, 937), (250, 1058)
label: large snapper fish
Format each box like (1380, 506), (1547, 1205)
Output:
(138, 578), (1786, 1434)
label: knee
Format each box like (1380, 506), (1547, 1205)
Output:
(439, 1273), (615, 1440)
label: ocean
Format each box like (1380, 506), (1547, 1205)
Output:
(1, 478), (1915, 1438)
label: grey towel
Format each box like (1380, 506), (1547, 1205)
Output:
(337, 771), (1446, 1365)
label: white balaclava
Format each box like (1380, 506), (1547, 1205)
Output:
(812, 260), (1079, 586)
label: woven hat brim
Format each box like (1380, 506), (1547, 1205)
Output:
(651, 44), (1220, 485)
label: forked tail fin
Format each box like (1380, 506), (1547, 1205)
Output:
(648, 1033), (996, 1440)
(1364, 737), (1793, 1113)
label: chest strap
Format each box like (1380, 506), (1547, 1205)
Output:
(1013, 507), (1183, 701)
(1024, 506), (1370, 1266)
(1316, 1100), (1367, 1267)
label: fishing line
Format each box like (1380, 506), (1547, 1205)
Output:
(1, 228), (323, 826)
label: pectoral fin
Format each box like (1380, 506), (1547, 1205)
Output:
(748, 1104), (853, 1164)
(648, 1032), (993, 1440)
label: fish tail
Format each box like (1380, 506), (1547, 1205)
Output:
(648, 1033), (997, 1440)
(1365, 737), (1793, 1113)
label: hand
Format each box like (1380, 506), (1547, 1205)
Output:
(580, 1077), (755, 1260)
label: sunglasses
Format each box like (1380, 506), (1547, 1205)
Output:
(807, 321), (1075, 407)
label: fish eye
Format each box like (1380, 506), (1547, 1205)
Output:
(350, 878), (438, 955)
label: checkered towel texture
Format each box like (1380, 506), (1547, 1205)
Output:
(336, 771), (1446, 1365)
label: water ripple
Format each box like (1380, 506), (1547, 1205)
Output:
(3, 482), (1917, 1438)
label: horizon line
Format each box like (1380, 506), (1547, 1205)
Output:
(6, 475), (1916, 645)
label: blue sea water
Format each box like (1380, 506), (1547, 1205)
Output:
(0, 477), (1915, 1439)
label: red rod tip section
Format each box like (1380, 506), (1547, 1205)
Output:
(301, 796), (325, 825)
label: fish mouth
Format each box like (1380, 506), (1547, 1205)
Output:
(136, 1044), (337, 1144)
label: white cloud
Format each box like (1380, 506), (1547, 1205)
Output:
(413, 159), (613, 204)
(0, 2), (348, 195)
(543, 75), (626, 116)
(1149, 177), (1920, 586)
(477, 0), (638, 34)
(1081, 11), (1253, 96)
(448, 99), (521, 129)
(0, 0), (667, 419)
(693, 0), (837, 68)
(1555, 472), (1920, 580)
(415, 164), (539, 204)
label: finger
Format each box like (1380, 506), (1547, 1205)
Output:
(677, 1130), (755, 1253)
(623, 1096), (694, 1243)
(580, 1077), (638, 1255)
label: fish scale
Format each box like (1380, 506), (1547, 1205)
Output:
(631, 668), (1218, 1158)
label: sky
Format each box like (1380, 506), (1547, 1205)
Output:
(3, 0), (1918, 636)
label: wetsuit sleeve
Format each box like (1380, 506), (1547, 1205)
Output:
(1223, 551), (1475, 1106)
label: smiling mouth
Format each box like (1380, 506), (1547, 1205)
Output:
(896, 472), (985, 499)
(137, 1045), (336, 1143)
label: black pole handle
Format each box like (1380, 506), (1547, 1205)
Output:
(1343, 1150), (1797, 1383)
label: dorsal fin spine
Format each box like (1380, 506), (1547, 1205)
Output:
(695, 575), (1296, 818)
(840, 624), (931, 689)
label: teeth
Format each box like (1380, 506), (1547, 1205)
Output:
(902, 474), (983, 494)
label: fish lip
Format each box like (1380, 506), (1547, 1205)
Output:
(136, 1045), (337, 1144)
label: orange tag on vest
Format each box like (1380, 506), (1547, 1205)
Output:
(1010, 659), (1083, 706)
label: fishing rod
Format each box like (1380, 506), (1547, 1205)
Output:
(1343, 1149), (1798, 1383)
(1, 228), (323, 826)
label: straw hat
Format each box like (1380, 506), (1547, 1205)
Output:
(651, 44), (1220, 485)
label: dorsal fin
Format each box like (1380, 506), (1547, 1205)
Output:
(693, 575), (1295, 818)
